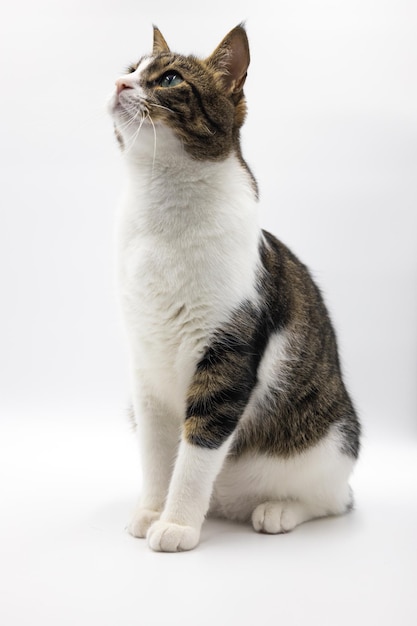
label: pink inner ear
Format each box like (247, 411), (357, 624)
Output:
(208, 26), (250, 94)
(153, 26), (170, 54)
(228, 33), (250, 86)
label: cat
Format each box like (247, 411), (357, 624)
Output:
(109, 24), (360, 552)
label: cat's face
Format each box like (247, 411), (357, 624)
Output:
(109, 25), (250, 161)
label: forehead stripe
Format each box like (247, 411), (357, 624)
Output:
(130, 56), (153, 80)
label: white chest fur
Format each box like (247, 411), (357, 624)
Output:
(117, 128), (260, 409)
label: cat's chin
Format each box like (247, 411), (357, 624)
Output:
(108, 90), (142, 120)
(110, 102), (138, 121)
(108, 101), (128, 126)
(114, 117), (185, 162)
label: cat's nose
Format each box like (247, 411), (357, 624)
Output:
(115, 77), (133, 95)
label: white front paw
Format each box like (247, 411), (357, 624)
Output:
(128, 508), (161, 538)
(147, 521), (200, 552)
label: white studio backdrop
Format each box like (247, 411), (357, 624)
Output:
(1, 0), (416, 440)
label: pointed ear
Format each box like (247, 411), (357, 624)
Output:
(206, 24), (250, 94)
(153, 26), (170, 54)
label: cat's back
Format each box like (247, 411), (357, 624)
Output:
(259, 229), (336, 338)
(228, 228), (360, 459)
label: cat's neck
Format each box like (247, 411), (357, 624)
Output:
(121, 124), (256, 227)
(124, 124), (254, 193)
(120, 124), (259, 244)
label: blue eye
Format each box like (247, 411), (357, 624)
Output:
(159, 72), (183, 88)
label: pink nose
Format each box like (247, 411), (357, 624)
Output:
(115, 78), (133, 95)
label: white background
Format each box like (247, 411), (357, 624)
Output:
(1, 1), (416, 625)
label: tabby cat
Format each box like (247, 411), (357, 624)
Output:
(109, 25), (360, 552)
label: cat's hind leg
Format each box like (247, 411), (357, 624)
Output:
(213, 424), (356, 533)
(252, 500), (312, 534)
(251, 428), (356, 534)
(251, 489), (352, 534)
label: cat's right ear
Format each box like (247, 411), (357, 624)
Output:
(153, 26), (170, 54)
(206, 24), (250, 95)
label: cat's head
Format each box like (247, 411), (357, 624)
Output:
(109, 25), (250, 161)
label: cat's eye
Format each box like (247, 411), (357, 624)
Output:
(159, 72), (183, 88)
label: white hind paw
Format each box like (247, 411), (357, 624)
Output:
(147, 521), (200, 552)
(252, 501), (303, 534)
(128, 508), (161, 538)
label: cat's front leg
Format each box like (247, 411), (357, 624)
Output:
(147, 337), (256, 552)
(128, 389), (180, 538)
(147, 438), (232, 551)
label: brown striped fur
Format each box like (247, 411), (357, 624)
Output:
(184, 232), (360, 458)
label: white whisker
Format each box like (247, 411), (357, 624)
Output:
(148, 113), (157, 171)
(124, 107), (149, 154)
(117, 106), (142, 132)
(150, 102), (176, 115)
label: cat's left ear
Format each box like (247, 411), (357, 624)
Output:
(153, 25), (170, 54)
(206, 24), (250, 95)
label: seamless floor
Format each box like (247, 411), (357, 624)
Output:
(1, 412), (416, 626)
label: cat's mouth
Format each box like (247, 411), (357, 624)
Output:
(109, 89), (149, 120)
